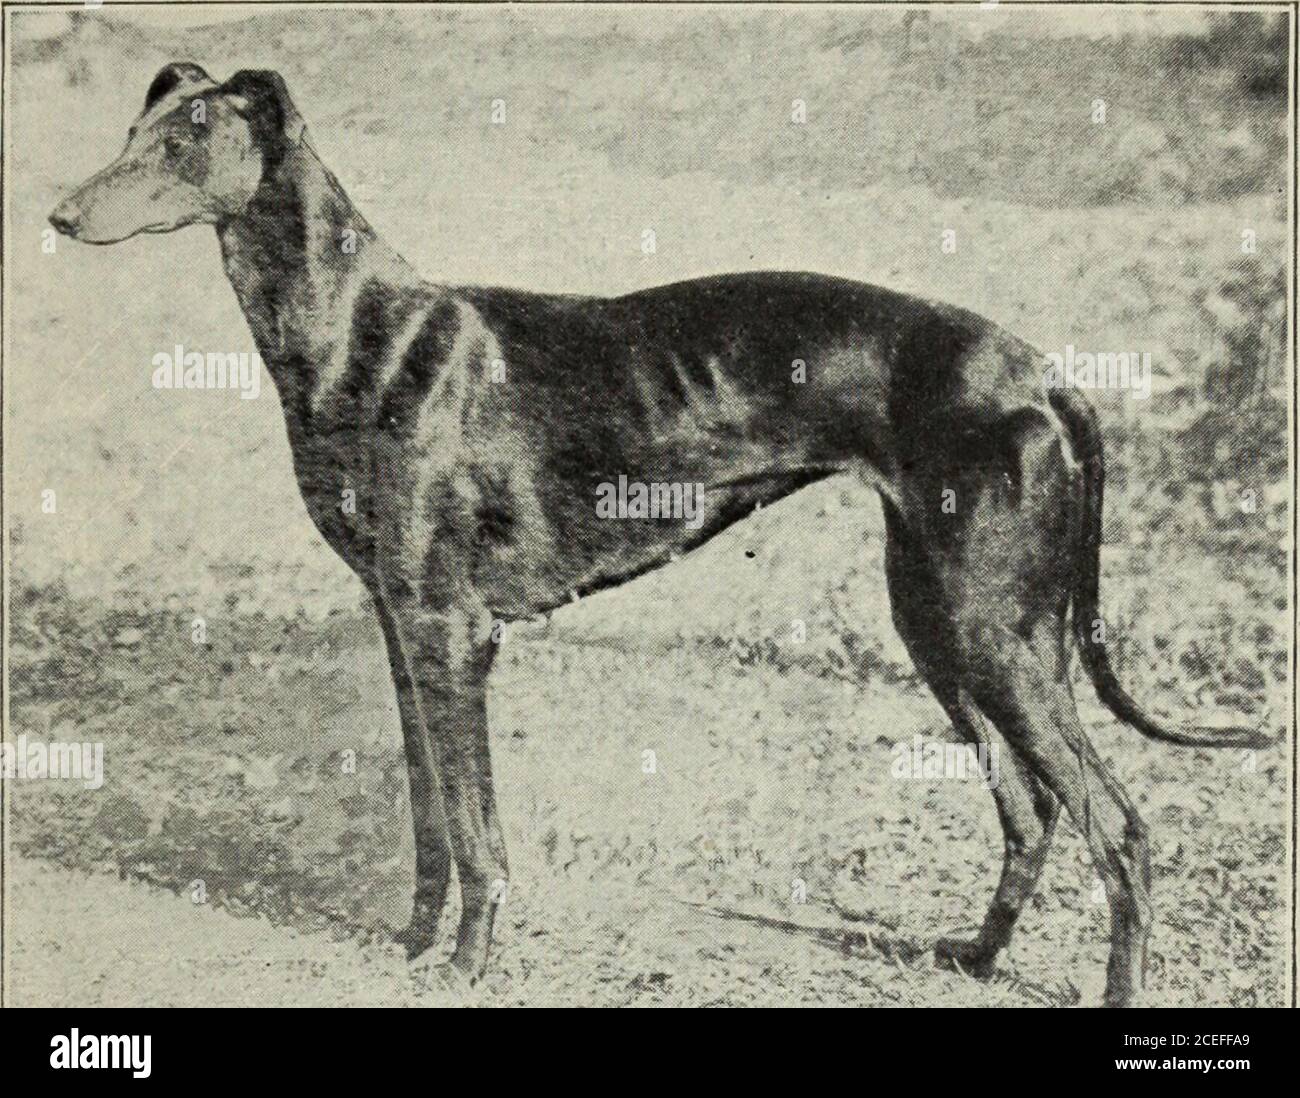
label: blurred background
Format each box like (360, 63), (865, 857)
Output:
(7, 6), (1288, 616)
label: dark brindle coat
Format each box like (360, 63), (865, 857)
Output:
(50, 65), (1269, 1006)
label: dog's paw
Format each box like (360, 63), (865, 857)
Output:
(934, 937), (999, 980)
(393, 920), (438, 961)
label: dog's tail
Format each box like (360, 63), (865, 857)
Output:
(1049, 387), (1274, 750)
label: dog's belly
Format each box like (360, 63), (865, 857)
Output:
(466, 455), (852, 619)
(462, 371), (878, 616)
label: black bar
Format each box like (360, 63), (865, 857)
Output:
(0, 1007), (1292, 1083)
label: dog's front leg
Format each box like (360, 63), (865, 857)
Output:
(371, 593), (453, 959)
(386, 592), (506, 983)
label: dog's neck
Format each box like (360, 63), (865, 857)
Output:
(216, 135), (419, 422)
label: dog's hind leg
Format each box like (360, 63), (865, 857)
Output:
(955, 625), (1151, 1005)
(937, 750), (1059, 977)
(883, 504), (1060, 978)
(919, 412), (1151, 1005)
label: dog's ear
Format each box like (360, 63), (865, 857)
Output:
(221, 69), (305, 168)
(144, 62), (214, 111)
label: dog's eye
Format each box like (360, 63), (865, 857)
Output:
(162, 135), (184, 160)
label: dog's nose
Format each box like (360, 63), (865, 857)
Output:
(48, 200), (83, 238)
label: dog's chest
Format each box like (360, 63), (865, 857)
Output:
(285, 423), (378, 574)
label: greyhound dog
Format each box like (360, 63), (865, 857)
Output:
(50, 65), (1269, 1006)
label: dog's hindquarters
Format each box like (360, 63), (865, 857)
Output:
(882, 388), (1152, 1004)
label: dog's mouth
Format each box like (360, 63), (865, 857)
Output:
(75, 223), (176, 246)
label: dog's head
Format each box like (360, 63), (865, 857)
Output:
(49, 63), (305, 244)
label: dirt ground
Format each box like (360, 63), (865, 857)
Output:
(2, 7), (1292, 1007)
(5, 605), (1289, 1007)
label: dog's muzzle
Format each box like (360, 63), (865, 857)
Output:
(48, 199), (84, 238)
